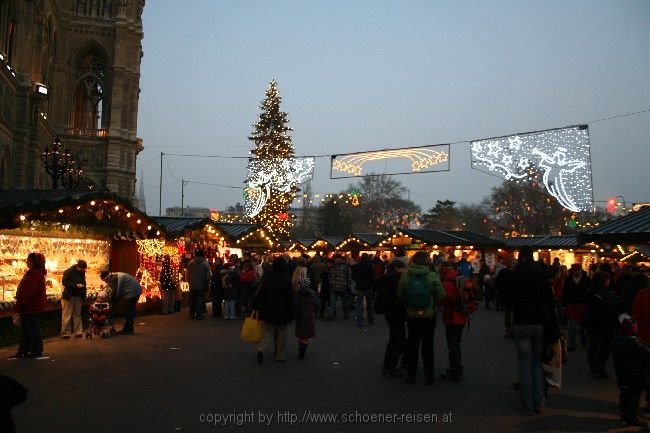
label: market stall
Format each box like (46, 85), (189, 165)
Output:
(0, 190), (163, 317)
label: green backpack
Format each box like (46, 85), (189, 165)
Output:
(406, 273), (431, 309)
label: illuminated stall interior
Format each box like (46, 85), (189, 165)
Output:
(0, 190), (162, 311)
(504, 235), (600, 269)
(150, 217), (272, 293)
(377, 229), (504, 266)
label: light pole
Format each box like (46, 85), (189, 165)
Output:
(40, 137), (83, 189)
(181, 179), (187, 216)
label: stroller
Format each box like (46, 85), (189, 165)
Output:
(86, 291), (117, 339)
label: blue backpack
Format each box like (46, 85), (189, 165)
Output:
(406, 273), (431, 309)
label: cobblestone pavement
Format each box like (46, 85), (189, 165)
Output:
(2, 307), (645, 433)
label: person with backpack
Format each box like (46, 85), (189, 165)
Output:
(439, 262), (477, 381)
(397, 251), (445, 386)
(375, 260), (408, 377)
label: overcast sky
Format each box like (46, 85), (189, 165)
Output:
(136, 0), (650, 216)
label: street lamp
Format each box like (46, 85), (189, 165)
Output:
(40, 137), (84, 189)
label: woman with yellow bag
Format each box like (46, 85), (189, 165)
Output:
(253, 257), (295, 365)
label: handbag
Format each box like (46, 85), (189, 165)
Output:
(241, 310), (264, 343)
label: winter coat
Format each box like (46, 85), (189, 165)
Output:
(220, 267), (239, 301)
(352, 259), (375, 291)
(61, 265), (86, 299)
(506, 262), (555, 327)
(185, 257), (211, 292)
(294, 287), (318, 338)
(456, 259), (472, 278)
(612, 336), (650, 388)
(210, 264), (224, 300)
(13, 268), (47, 314)
(375, 271), (407, 322)
(256, 258), (295, 325)
(105, 272), (142, 300)
(584, 284), (620, 333)
(308, 260), (327, 288)
(632, 288), (650, 344)
(396, 264), (445, 319)
(563, 272), (591, 306)
(440, 268), (468, 326)
(329, 261), (351, 293)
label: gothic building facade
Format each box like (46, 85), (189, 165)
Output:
(0, 0), (145, 197)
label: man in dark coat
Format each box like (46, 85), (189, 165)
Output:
(60, 259), (87, 338)
(255, 257), (295, 364)
(353, 253), (376, 326)
(375, 260), (408, 377)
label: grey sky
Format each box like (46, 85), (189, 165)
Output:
(136, 0), (650, 215)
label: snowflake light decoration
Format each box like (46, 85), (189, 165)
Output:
(471, 125), (593, 212)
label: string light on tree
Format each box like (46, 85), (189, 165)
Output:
(245, 79), (311, 240)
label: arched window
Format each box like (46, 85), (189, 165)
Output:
(72, 45), (108, 130)
(0, 147), (11, 190)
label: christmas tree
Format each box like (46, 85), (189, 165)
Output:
(246, 79), (296, 239)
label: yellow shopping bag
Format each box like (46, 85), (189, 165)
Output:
(241, 310), (265, 343)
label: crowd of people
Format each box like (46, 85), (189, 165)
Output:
(7, 246), (650, 427)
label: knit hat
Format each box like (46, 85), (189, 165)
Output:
(618, 314), (637, 336)
(96, 291), (108, 300)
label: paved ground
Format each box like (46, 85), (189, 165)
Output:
(1, 306), (647, 433)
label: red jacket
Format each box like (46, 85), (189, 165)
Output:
(441, 268), (468, 326)
(13, 268), (47, 314)
(632, 288), (650, 344)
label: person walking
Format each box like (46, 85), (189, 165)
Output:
(100, 271), (142, 334)
(631, 274), (650, 412)
(563, 264), (591, 351)
(353, 253), (376, 326)
(255, 257), (295, 364)
(221, 260), (239, 320)
(326, 254), (351, 320)
(375, 260), (407, 377)
(397, 251), (445, 386)
(185, 249), (211, 320)
(294, 276), (318, 359)
(439, 262), (467, 381)
(10, 253), (47, 358)
(585, 270), (620, 378)
(505, 246), (557, 414)
(209, 257), (224, 318)
(159, 255), (176, 314)
(60, 259), (88, 338)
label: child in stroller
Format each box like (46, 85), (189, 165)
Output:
(86, 291), (116, 339)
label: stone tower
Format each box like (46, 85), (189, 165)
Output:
(0, 0), (145, 197)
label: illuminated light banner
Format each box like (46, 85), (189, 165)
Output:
(244, 157), (315, 217)
(471, 125), (593, 212)
(330, 144), (450, 179)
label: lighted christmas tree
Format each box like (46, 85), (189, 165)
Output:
(246, 79), (296, 239)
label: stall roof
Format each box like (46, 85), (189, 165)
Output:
(150, 217), (258, 241)
(0, 189), (101, 209)
(580, 207), (650, 243)
(352, 233), (387, 246)
(150, 217), (206, 236)
(400, 229), (503, 247)
(504, 235), (580, 249)
(0, 189), (161, 237)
